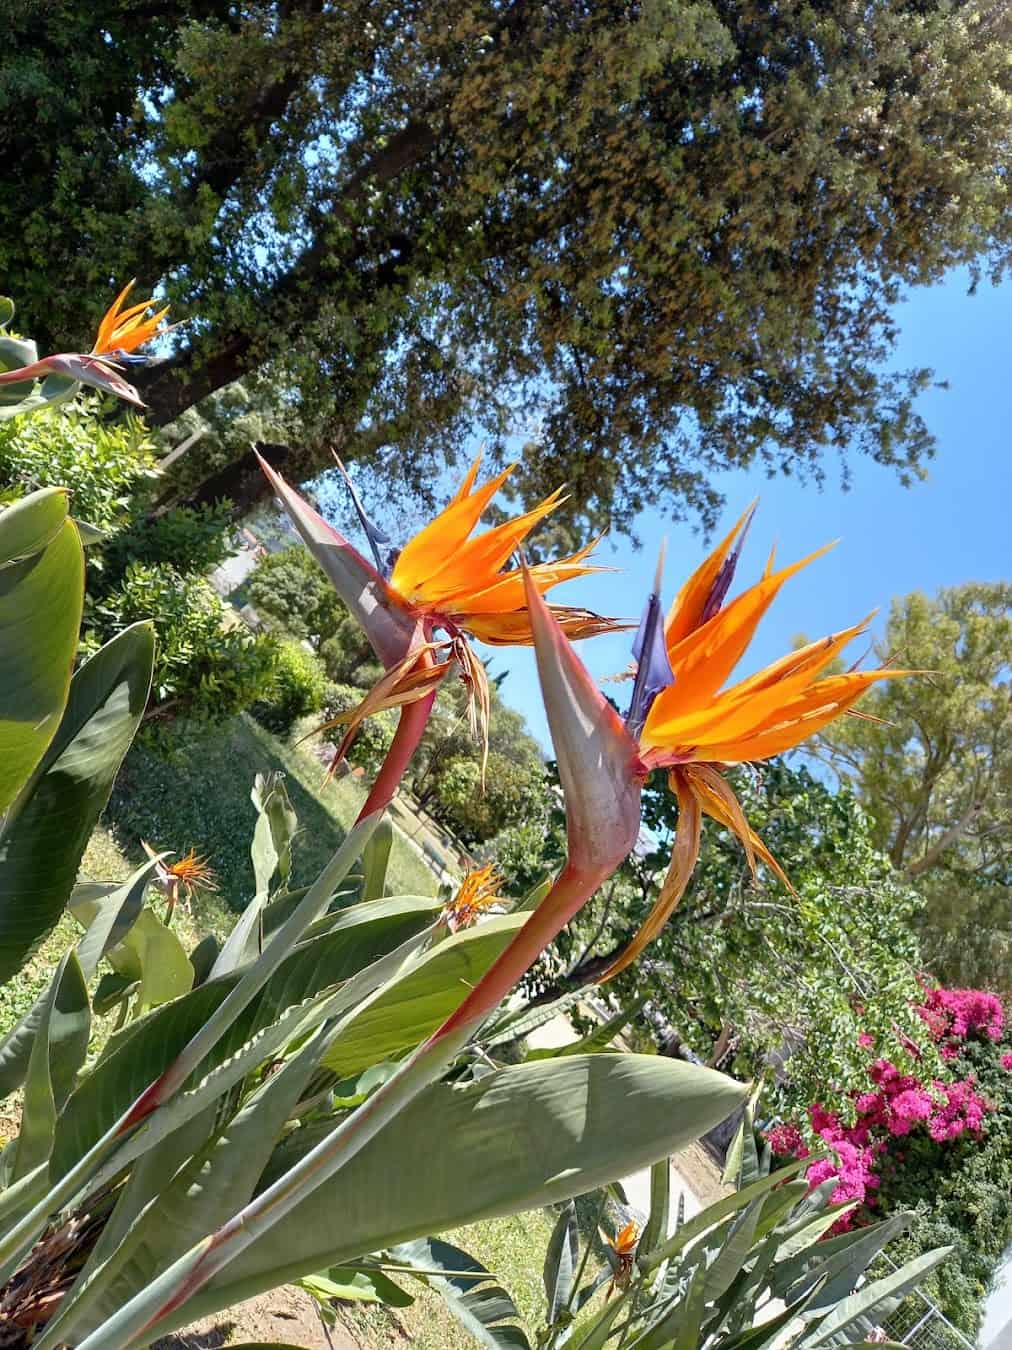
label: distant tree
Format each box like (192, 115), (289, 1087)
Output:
(814, 584), (1012, 989)
(407, 674), (550, 847)
(5, 2), (1011, 531)
(247, 545), (347, 647)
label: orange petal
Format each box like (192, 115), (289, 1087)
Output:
(390, 462), (516, 599)
(726, 616), (873, 701)
(449, 448), (484, 505)
(599, 769), (702, 982)
(462, 604), (625, 646)
(419, 487), (566, 606)
(446, 536), (605, 617)
(686, 764), (795, 893)
(93, 278), (136, 351)
(665, 501), (756, 647)
(696, 670), (909, 763)
(655, 541), (837, 721)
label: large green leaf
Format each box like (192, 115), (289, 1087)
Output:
(51, 1027), (328, 1341)
(320, 914), (527, 1079)
(390, 1238), (530, 1349)
(0, 492), (83, 814)
(0, 623), (152, 981)
(51, 894), (441, 1176)
(800, 1247), (952, 1347)
(182, 1054), (747, 1323)
(0, 950), (90, 1104)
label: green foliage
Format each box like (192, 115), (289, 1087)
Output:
(250, 639), (328, 735)
(320, 683), (397, 777)
(8, 2), (1011, 530)
(408, 678), (550, 847)
(247, 545), (347, 646)
(105, 501), (235, 579)
(512, 1103), (950, 1349)
(0, 404), (156, 532)
(88, 562), (278, 726)
(527, 760), (930, 1115)
(105, 714), (436, 912)
(815, 583), (1011, 989)
(0, 395), (279, 728)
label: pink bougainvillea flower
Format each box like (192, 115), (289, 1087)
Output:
(0, 279), (172, 407)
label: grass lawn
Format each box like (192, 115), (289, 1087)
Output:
(103, 712), (440, 912)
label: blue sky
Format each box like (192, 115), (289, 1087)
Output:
(478, 267), (1010, 749)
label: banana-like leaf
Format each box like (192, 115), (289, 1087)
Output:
(0, 490), (83, 815)
(51, 894), (441, 1176)
(483, 990), (585, 1049)
(775, 1213), (914, 1306)
(320, 914), (527, 1079)
(390, 1237), (530, 1349)
(637, 1260), (708, 1350)
(10, 954), (71, 1181)
(543, 1201), (579, 1327)
(0, 950), (90, 1104)
(0, 623), (153, 983)
(213, 775), (300, 978)
(52, 1028), (328, 1340)
(638, 1157), (671, 1259)
(0, 486), (67, 563)
(569, 1295), (626, 1350)
(799, 1247), (952, 1347)
(524, 997), (645, 1062)
(361, 819), (394, 901)
(72, 860), (164, 982)
(105, 909), (195, 1012)
(640, 1154), (816, 1274)
(177, 1055), (747, 1326)
(704, 1198), (766, 1301)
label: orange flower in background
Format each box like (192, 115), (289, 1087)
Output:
(388, 452), (616, 645)
(142, 841), (218, 920)
(605, 1219), (640, 1295)
(90, 279), (170, 359)
(443, 863), (504, 932)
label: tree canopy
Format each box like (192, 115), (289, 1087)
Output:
(4, 0), (1010, 530)
(814, 583), (1011, 989)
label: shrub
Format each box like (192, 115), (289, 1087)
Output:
(767, 984), (1012, 1334)
(105, 501), (236, 580)
(250, 639), (329, 735)
(89, 561), (279, 726)
(0, 400), (156, 530)
(247, 544), (345, 643)
(320, 682), (397, 775)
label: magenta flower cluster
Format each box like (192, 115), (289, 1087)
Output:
(916, 985), (1004, 1047)
(766, 984), (1004, 1231)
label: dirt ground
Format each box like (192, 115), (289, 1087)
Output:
(155, 1286), (361, 1350)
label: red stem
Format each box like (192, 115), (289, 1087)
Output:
(357, 688), (437, 823)
(433, 860), (611, 1041)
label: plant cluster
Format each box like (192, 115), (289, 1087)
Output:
(767, 984), (1012, 1332)
(0, 310), (280, 729)
(0, 289), (953, 1346)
